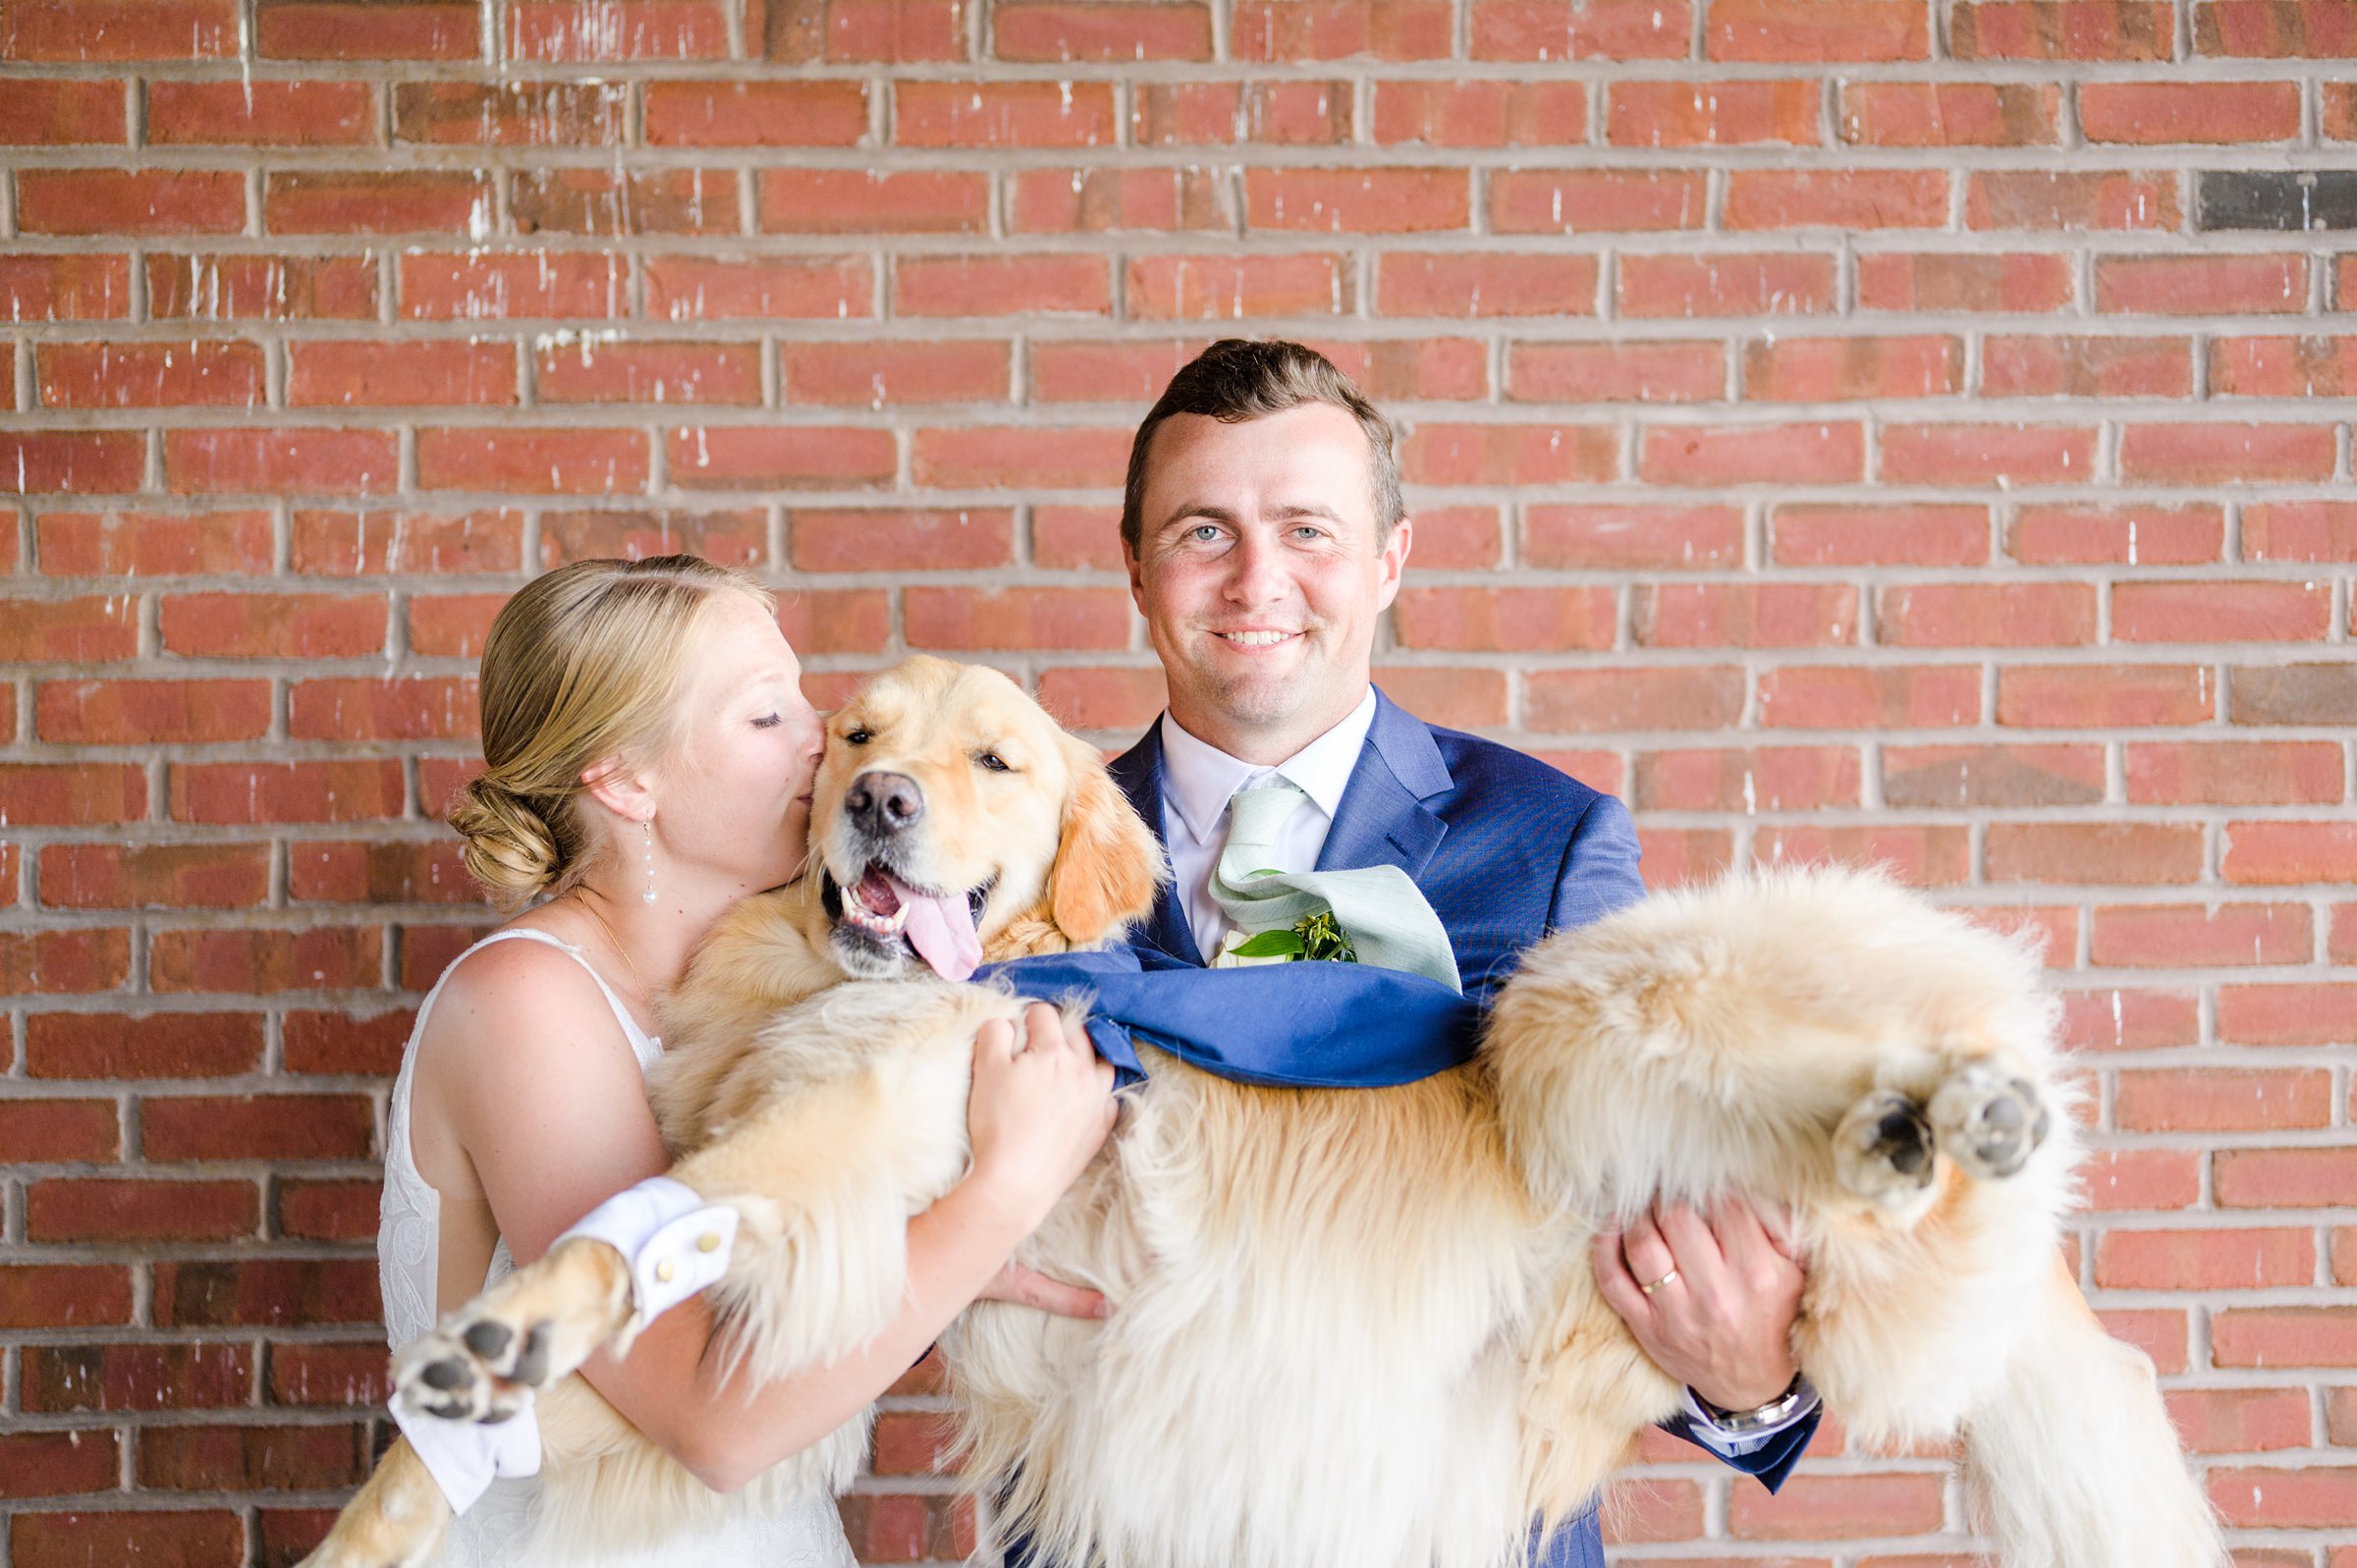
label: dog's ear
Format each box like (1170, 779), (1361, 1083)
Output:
(1049, 733), (1168, 946)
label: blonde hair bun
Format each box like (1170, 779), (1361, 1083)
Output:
(451, 775), (563, 901)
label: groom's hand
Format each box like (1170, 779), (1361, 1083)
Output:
(1593, 1193), (1803, 1413)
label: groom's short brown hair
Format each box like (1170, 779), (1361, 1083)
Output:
(1119, 339), (1405, 558)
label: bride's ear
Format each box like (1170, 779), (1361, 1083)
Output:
(580, 754), (658, 826)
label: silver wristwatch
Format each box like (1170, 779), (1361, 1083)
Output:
(1694, 1372), (1814, 1434)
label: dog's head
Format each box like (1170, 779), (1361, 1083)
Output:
(808, 656), (1167, 982)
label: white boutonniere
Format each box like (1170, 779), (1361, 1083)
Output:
(1210, 910), (1360, 968)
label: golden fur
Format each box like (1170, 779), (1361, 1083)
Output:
(302, 656), (2220, 1568)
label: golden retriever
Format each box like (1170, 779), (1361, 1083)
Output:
(301, 655), (2221, 1568)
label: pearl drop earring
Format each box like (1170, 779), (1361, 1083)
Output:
(641, 816), (658, 905)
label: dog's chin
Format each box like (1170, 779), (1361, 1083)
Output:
(819, 863), (995, 981)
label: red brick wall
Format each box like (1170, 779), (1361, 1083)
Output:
(2, 0), (2353, 1561)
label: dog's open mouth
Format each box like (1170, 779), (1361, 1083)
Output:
(822, 864), (994, 981)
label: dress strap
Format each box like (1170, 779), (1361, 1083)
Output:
(432, 928), (660, 1066)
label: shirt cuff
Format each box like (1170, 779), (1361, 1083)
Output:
(1678, 1378), (1821, 1457)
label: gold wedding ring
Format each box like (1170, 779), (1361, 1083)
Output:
(1639, 1268), (1679, 1296)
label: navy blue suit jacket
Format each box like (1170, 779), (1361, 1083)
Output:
(1097, 692), (1814, 1564)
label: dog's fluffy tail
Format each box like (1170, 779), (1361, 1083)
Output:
(1959, 1258), (2224, 1568)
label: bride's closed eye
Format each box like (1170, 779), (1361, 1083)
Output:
(751, 713), (783, 730)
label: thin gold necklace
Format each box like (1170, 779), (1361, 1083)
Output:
(575, 890), (649, 1015)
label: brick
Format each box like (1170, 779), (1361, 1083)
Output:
(1380, 254), (1596, 320)
(1033, 506), (1127, 568)
(164, 428), (398, 496)
(1878, 583), (2096, 647)
(149, 926), (383, 994)
(0, 80), (129, 144)
(1745, 335), (1960, 400)
(147, 79), (376, 145)
(2165, 1387), (2314, 1455)
(36, 678), (271, 744)
(994, 2), (1214, 60)
(149, 251), (376, 320)
(905, 586), (1131, 650)
(750, 0), (965, 62)
(0, 430), (146, 494)
(1012, 167), (1230, 233)
(1988, 822), (2203, 885)
(0, 597), (137, 662)
(1029, 341), (1205, 405)
(759, 169), (989, 234)
(1372, 79), (1588, 146)
(2217, 1307), (2357, 1368)
(27, 1177), (257, 1242)
(1133, 80), (1352, 145)
(911, 426), (1131, 489)
(1618, 251), (1836, 317)
(2198, 0), (2357, 54)
(1370, 667), (1509, 729)
(2094, 901), (2314, 966)
(2115, 580), (2331, 643)
(0, 763), (145, 825)
(775, 589), (892, 655)
(288, 340), (518, 407)
(645, 254), (871, 322)
(283, 1008), (413, 1075)
(0, 254), (132, 320)
(1758, 665), (1981, 729)
(1246, 167), (1469, 233)
(2083, 81), (2300, 142)
(506, 0), (731, 59)
(38, 507), (273, 574)
(400, 250), (629, 320)
(0, 1099), (121, 1162)
(2210, 1467), (2357, 1529)
(2118, 424), (2336, 485)
(791, 509), (1014, 570)
(26, 1011), (262, 1079)
(2216, 337), (2357, 398)
(1982, 335), (2191, 398)
(1857, 251), (2074, 312)
(894, 254), (1112, 316)
(510, 167), (740, 238)
(1036, 666), (1169, 731)
(1396, 421), (1611, 485)
(1967, 169), (2182, 230)
(256, 0), (481, 58)
(1633, 827), (1736, 887)
(270, 1341), (392, 1405)
(264, 170), (488, 236)
(2246, 500), (2357, 561)
(896, 80), (1112, 146)
(278, 1178), (383, 1242)
(168, 760), (406, 825)
(2082, 1147), (2202, 1212)
(1839, 81), (2060, 145)
(1607, 80), (1819, 146)
(4, 0), (238, 58)
(1773, 503), (1987, 567)
(397, 81), (631, 145)
(667, 425), (896, 489)
(2097, 1226), (2314, 1290)
(2200, 169), (2357, 232)
(539, 341), (762, 406)
(406, 593), (505, 658)
(1639, 582), (1857, 648)
(1527, 667), (1746, 733)
(1490, 170), (1708, 233)
(39, 843), (271, 909)
(2007, 504), (2221, 566)
(154, 1258), (379, 1326)
(1881, 423), (2095, 485)
(1394, 586), (1615, 651)
(417, 426), (649, 495)
(0, 929), (134, 994)
(537, 508), (767, 566)
(0, 1265), (134, 1328)
(1128, 253), (1346, 319)
(1707, 0), (1929, 60)
(2231, 663), (2357, 724)
(0, 1430), (121, 1498)
(287, 677), (478, 741)
(2116, 1068), (2330, 1131)
(1883, 742), (2105, 807)
(1507, 340), (1723, 401)
(37, 340), (264, 409)
(1726, 170), (1950, 229)
(2097, 253), (2307, 313)
(1999, 664), (2216, 728)
(1950, 2), (2176, 58)
(2064, 986), (2202, 1051)
(1524, 504), (1744, 568)
(289, 840), (474, 904)
(1635, 746), (1862, 812)
(1640, 421), (1862, 485)
(1756, 825), (1972, 886)
(2219, 1149), (2357, 1208)
(143, 1093), (375, 1161)
(1468, 0), (1690, 60)
(138, 1423), (369, 1491)
(1231, 0), (1452, 60)
(22, 1343), (252, 1412)
(2219, 980), (2357, 1047)
(159, 592), (387, 659)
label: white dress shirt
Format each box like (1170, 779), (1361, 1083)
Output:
(1158, 688), (1380, 963)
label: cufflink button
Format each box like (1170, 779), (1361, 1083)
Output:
(654, 1259), (676, 1284)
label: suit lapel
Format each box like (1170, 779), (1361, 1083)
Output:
(1315, 689), (1452, 883)
(1108, 726), (1206, 967)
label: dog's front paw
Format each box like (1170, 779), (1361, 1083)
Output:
(394, 1320), (540, 1425)
(1928, 1063), (2053, 1180)
(1836, 1088), (1938, 1213)
(393, 1235), (632, 1423)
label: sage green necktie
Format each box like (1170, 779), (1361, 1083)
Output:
(1209, 778), (1462, 994)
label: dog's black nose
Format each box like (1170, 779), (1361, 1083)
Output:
(845, 771), (923, 836)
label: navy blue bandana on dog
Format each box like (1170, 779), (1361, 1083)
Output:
(977, 946), (1485, 1090)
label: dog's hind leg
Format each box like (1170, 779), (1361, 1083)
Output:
(295, 1435), (451, 1568)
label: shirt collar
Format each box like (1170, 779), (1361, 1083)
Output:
(1158, 687), (1379, 845)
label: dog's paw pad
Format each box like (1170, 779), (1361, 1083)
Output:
(1836, 1088), (1937, 1208)
(461, 1321), (513, 1362)
(1933, 1068), (2052, 1180)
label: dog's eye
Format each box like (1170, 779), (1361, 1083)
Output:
(844, 727), (871, 745)
(975, 752), (1011, 773)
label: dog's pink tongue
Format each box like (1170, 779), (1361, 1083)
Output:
(889, 874), (982, 981)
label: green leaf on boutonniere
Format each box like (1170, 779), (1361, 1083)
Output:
(1229, 928), (1306, 959)
(1293, 910), (1357, 963)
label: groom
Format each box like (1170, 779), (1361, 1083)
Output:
(1095, 339), (1818, 1564)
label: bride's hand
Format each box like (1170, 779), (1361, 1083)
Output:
(977, 1261), (1109, 1319)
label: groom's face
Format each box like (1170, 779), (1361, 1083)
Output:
(1126, 403), (1412, 764)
